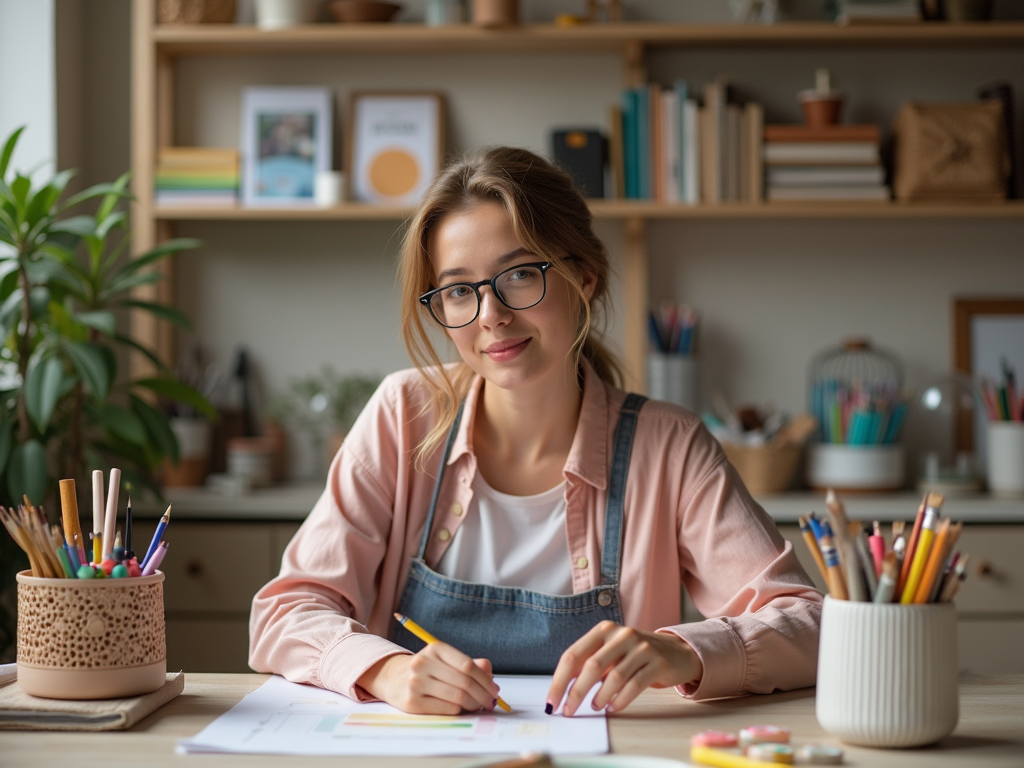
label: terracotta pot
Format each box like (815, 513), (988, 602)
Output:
(472, 0), (518, 27)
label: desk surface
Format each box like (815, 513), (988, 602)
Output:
(3, 674), (1022, 768)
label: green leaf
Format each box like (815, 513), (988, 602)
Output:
(0, 417), (14, 477)
(109, 238), (200, 282)
(0, 127), (25, 178)
(59, 181), (132, 214)
(113, 333), (169, 375)
(134, 377), (215, 418)
(24, 355), (65, 434)
(10, 176), (31, 210)
(102, 270), (162, 299)
(75, 311), (117, 336)
(50, 215), (96, 237)
(47, 300), (85, 341)
(23, 253), (65, 284)
(63, 341), (111, 400)
(130, 394), (179, 463)
(92, 402), (147, 446)
(95, 211), (126, 242)
(7, 439), (47, 506)
(119, 299), (192, 330)
(97, 172), (131, 222)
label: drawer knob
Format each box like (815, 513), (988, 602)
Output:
(186, 560), (204, 577)
(976, 560), (994, 578)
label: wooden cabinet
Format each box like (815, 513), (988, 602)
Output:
(132, 519), (301, 672)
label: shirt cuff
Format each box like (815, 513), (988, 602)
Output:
(319, 632), (413, 702)
(659, 618), (747, 700)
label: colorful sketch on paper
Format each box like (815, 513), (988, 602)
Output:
(343, 713), (474, 729)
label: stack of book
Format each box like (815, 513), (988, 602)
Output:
(837, 0), (921, 24)
(763, 124), (889, 202)
(155, 147), (239, 207)
(612, 77), (763, 205)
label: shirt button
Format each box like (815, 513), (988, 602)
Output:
(575, 556), (588, 570)
(437, 529), (451, 542)
(450, 503), (463, 516)
(598, 591), (613, 607)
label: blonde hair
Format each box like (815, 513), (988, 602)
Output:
(398, 146), (623, 463)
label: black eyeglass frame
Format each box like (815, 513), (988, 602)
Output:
(418, 261), (553, 329)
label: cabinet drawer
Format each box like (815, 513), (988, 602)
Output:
(166, 618), (252, 673)
(951, 526), (1024, 614)
(132, 521), (275, 613)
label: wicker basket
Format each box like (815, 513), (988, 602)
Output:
(16, 571), (166, 700)
(721, 442), (802, 495)
(157, 0), (237, 24)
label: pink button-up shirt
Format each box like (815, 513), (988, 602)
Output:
(249, 361), (822, 702)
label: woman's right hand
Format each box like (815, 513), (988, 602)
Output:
(357, 644), (500, 715)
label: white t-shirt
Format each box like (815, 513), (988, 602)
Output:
(435, 472), (574, 595)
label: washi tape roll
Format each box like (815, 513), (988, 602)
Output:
(690, 730), (739, 748)
(747, 743), (794, 764)
(795, 744), (845, 765)
(739, 724), (791, 746)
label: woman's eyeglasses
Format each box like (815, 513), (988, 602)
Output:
(419, 262), (551, 329)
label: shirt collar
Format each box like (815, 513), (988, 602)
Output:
(448, 358), (610, 491)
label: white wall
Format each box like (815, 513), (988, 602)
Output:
(0, 0), (55, 175)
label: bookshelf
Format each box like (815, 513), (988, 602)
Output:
(130, 3), (1024, 389)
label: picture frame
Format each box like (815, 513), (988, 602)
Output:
(346, 92), (445, 206)
(952, 297), (1024, 451)
(241, 86), (332, 206)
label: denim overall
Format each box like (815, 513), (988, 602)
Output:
(390, 393), (647, 674)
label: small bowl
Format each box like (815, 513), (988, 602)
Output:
(329, 1), (402, 22)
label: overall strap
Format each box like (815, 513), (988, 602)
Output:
(416, 403), (465, 560)
(601, 393), (647, 585)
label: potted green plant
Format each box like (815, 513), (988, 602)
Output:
(0, 126), (212, 657)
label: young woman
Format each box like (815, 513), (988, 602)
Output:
(249, 147), (821, 717)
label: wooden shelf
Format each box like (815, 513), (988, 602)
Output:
(151, 22), (1024, 56)
(155, 200), (1024, 222)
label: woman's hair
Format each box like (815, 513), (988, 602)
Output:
(398, 146), (623, 463)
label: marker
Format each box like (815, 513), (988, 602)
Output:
(102, 467), (120, 560)
(142, 540), (168, 576)
(869, 520), (885, 577)
(393, 612), (511, 713)
(91, 469), (104, 563)
(140, 505), (171, 572)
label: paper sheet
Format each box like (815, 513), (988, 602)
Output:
(177, 675), (608, 756)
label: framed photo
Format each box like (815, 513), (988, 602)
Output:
(241, 87), (332, 206)
(952, 297), (1024, 452)
(346, 92), (444, 206)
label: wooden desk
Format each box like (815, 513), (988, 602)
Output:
(3, 674), (1022, 768)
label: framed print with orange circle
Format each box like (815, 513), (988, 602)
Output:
(347, 92), (445, 206)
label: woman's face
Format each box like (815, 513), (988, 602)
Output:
(427, 202), (593, 393)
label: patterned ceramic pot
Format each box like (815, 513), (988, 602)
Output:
(16, 571), (166, 700)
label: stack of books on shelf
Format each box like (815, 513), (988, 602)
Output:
(763, 124), (890, 202)
(155, 147), (239, 207)
(613, 77), (763, 205)
(837, 0), (921, 25)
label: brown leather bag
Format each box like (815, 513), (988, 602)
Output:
(893, 101), (1009, 201)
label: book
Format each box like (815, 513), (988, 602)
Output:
(662, 88), (680, 203)
(699, 107), (715, 204)
(767, 165), (886, 186)
(551, 129), (606, 199)
(744, 102), (764, 202)
(609, 104), (625, 199)
(0, 673), (184, 731)
(763, 124), (882, 143)
(621, 89), (638, 199)
(674, 80), (690, 202)
(767, 185), (891, 201)
(701, 79), (727, 203)
(157, 147), (240, 167)
(650, 83), (663, 201)
(682, 98), (700, 205)
(725, 103), (741, 202)
(636, 86), (651, 199)
(838, 0), (921, 24)
(763, 142), (880, 165)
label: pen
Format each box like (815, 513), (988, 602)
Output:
(140, 504), (171, 572)
(102, 467), (120, 560)
(125, 496), (134, 559)
(141, 540), (169, 577)
(393, 612), (512, 713)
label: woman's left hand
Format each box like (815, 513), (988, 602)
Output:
(546, 620), (703, 716)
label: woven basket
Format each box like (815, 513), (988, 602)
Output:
(16, 571), (166, 700)
(721, 442), (802, 495)
(157, 0), (237, 24)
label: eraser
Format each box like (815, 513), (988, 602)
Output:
(747, 743), (794, 764)
(795, 744), (844, 765)
(739, 725), (790, 746)
(691, 730), (739, 748)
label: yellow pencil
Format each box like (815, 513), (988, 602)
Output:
(393, 613), (512, 713)
(900, 495), (942, 604)
(692, 745), (776, 768)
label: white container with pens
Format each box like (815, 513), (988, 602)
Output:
(647, 304), (698, 412)
(802, 490), (966, 747)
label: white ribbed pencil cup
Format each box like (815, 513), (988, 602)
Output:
(816, 596), (959, 748)
(647, 353), (698, 412)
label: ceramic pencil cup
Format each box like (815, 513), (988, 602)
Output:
(16, 571), (167, 700)
(816, 595), (959, 748)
